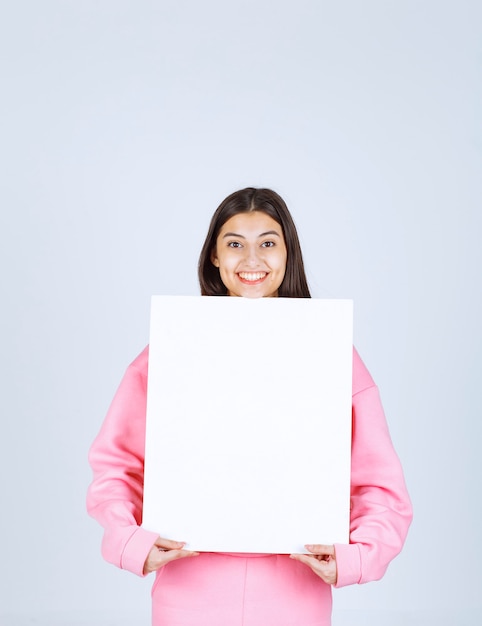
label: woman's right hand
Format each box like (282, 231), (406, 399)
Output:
(143, 537), (200, 575)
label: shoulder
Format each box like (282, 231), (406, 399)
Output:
(126, 345), (149, 380)
(352, 346), (376, 396)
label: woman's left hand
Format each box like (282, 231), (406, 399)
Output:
(290, 544), (337, 585)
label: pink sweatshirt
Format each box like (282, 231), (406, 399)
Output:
(87, 345), (412, 617)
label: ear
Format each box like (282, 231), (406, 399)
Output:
(211, 249), (220, 267)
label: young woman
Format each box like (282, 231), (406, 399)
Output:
(87, 187), (412, 626)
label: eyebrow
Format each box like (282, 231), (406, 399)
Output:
(222, 230), (281, 239)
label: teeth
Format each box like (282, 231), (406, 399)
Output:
(239, 272), (266, 281)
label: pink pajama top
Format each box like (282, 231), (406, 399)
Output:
(87, 346), (412, 626)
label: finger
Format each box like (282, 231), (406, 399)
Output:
(290, 553), (331, 566)
(289, 553), (314, 566)
(305, 544), (335, 557)
(152, 548), (199, 569)
(162, 548), (200, 563)
(144, 548), (199, 574)
(154, 537), (186, 550)
(290, 553), (337, 585)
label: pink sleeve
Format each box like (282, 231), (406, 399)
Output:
(86, 346), (159, 577)
(334, 349), (413, 588)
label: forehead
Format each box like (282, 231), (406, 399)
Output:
(218, 211), (282, 236)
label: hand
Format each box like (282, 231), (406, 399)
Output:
(290, 544), (337, 585)
(143, 537), (199, 575)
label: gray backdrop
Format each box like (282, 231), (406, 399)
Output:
(1, 1), (480, 624)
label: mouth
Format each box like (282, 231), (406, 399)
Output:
(237, 271), (268, 284)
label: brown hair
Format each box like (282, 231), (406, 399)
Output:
(198, 187), (311, 297)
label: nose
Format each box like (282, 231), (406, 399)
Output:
(245, 245), (261, 267)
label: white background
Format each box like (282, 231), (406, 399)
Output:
(0, 1), (480, 624)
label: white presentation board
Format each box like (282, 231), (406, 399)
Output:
(142, 296), (353, 553)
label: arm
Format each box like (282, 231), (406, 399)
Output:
(86, 347), (160, 576)
(334, 349), (413, 587)
(291, 349), (412, 586)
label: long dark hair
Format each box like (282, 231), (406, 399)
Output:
(198, 187), (311, 297)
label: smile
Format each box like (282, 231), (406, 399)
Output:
(238, 271), (267, 283)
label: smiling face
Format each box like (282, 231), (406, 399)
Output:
(211, 211), (288, 298)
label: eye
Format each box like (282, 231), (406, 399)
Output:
(261, 240), (276, 248)
(228, 241), (242, 248)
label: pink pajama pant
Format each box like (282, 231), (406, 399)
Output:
(151, 553), (332, 625)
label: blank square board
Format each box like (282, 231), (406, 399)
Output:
(142, 296), (353, 553)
